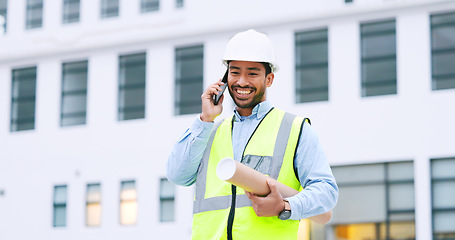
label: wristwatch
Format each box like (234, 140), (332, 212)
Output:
(278, 199), (291, 220)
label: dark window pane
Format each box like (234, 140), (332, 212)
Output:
(296, 68), (328, 103)
(295, 29), (328, 103)
(175, 45), (203, 115)
(101, 0), (119, 18)
(160, 179), (175, 222)
(361, 20), (395, 35)
(26, 0), (43, 29)
(61, 116), (85, 126)
(61, 60), (88, 127)
(431, 12), (455, 90)
(0, 0), (7, 32)
(141, 0), (159, 12)
(118, 53), (146, 121)
(360, 19), (397, 97)
(53, 185), (67, 227)
(11, 67), (36, 132)
(431, 158), (455, 238)
(53, 205), (67, 227)
(362, 34), (396, 58)
(12, 101), (36, 119)
(176, 0), (183, 8)
(63, 0), (80, 24)
(296, 42), (328, 66)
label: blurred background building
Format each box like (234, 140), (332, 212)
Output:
(0, 0), (454, 239)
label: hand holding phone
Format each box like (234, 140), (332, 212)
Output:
(214, 69), (228, 105)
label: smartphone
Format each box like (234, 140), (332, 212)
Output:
(214, 69), (228, 105)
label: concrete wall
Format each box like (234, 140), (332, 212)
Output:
(1, 0), (455, 239)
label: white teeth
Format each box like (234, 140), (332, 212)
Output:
(237, 90), (251, 95)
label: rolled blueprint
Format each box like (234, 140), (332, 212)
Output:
(216, 157), (299, 198)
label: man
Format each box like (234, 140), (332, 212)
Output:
(167, 29), (338, 240)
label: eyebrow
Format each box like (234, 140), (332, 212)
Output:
(229, 66), (262, 71)
(247, 67), (261, 71)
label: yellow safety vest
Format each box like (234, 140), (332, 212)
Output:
(192, 108), (307, 240)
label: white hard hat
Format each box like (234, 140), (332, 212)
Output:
(222, 29), (279, 72)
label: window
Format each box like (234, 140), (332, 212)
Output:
(62, 0), (80, 24)
(431, 12), (455, 90)
(160, 178), (175, 222)
(431, 158), (455, 240)
(61, 60), (88, 127)
(141, 0), (159, 12)
(86, 183), (101, 227)
(101, 0), (119, 18)
(53, 185), (67, 227)
(360, 19), (397, 97)
(120, 180), (137, 225)
(295, 29), (329, 103)
(176, 0), (183, 8)
(26, 0), (43, 29)
(175, 45), (203, 115)
(0, 0), (7, 33)
(11, 67), (37, 132)
(118, 53), (146, 121)
(330, 162), (415, 240)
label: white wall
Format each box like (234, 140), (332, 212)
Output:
(1, 0), (455, 239)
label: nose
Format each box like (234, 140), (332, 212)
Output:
(237, 73), (248, 86)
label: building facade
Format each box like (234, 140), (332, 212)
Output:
(0, 0), (454, 239)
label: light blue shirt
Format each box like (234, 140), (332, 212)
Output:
(167, 101), (338, 220)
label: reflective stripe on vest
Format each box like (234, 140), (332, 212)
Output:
(192, 108), (305, 240)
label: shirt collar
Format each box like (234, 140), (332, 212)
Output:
(233, 100), (273, 122)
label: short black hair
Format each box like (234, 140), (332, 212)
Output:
(260, 62), (272, 76)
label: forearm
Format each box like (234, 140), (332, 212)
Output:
(286, 179), (338, 221)
(166, 116), (214, 186)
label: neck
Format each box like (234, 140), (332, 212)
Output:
(236, 107), (253, 117)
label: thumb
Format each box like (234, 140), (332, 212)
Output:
(266, 179), (280, 196)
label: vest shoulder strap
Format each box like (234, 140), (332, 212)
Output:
(293, 117), (311, 181)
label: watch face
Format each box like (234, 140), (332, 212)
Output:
(279, 210), (291, 220)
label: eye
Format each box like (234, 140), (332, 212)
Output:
(230, 71), (239, 75)
(249, 73), (258, 76)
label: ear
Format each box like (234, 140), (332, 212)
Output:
(266, 73), (274, 87)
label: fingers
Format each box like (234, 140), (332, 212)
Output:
(200, 79), (225, 122)
(244, 190), (256, 199)
(201, 80), (225, 102)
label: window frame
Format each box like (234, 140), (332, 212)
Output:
(117, 52), (147, 121)
(62, 0), (80, 24)
(159, 178), (175, 222)
(60, 60), (88, 127)
(86, 183), (101, 227)
(295, 28), (329, 103)
(140, 0), (159, 13)
(25, 0), (43, 29)
(176, 0), (183, 8)
(174, 44), (204, 115)
(430, 11), (455, 91)
(100, 0), (119, 19)
(53, 185), (68, 228)
(120, 180), (137, 225)
(431, 157), (455, 240)
(330, 161), (416, 240)
(10, 66), (37, 132)
(360, 19), (397, 97)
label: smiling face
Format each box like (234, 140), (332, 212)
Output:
(227, 61), (274, 116)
